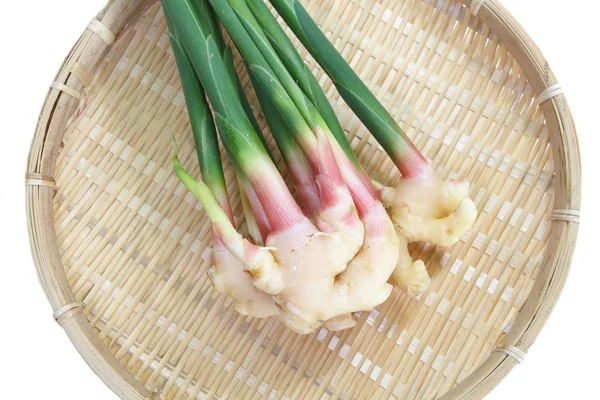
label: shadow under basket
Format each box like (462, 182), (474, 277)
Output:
(26, 0), (580, 399)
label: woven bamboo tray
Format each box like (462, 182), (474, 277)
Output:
(27, 0), (580, 398)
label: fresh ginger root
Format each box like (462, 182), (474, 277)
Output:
(387, 231), (430, 298)
(207, 183), (281, 318)
(379, 176), (478, 246)
(375, 175), (477, 297)
(208, 241), (280, 317)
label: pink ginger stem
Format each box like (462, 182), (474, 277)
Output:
(245, 158), (309, 233)
(241, 182), (273, 240)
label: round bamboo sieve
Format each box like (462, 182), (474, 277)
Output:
(26, 0), (580, 398)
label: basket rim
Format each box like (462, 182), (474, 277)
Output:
(25, 0), (581, 399)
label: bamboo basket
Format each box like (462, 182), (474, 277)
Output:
(26, 0), (581, 398)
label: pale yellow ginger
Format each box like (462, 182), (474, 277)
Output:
(273, 195), (400, 333)
(266, 216), (364, 333)
(329, 190), (399, 314)
(204, 181), (281, 318)
(324, 314), (357, 331)
(309, 134), (403, 330)
(376, 175), (477, 297)
(379, 176), (478, 247)
(260, 132), (399, 333)
(388, 231), (430, 298)
(208, 245), (279, 318)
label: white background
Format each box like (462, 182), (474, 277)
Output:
(0, 0), (596, 398)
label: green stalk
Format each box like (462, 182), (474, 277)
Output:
(207, 0), (339, 145)
(188, 0), (273, 158)
(264, 0), (431, 178)
(162, 0), (306, 232)
(207, 0), (379, 205)
(249, 67), (307, 164)
(188, 0), (222, 49)
(244, 0), (357, 166)
(247, 62), (376, 214)
(173, 155), (234, 237)
(165, 8), (232, 218)
(165, 7), (270, 242)
(247, 65), (320, 216)
(167, 3), (273, 239)
(224, 47), (274, 155)
(213, 0), (313, 122)
(174, 155), (251, 261)
(163, 0), (266, 163)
